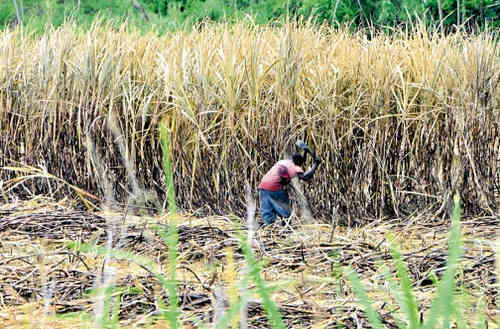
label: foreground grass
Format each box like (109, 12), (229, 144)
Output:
(0, 196), (498, 328)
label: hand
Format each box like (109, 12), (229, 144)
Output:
(314, 157), (322, 164)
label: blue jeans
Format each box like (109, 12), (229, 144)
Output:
(259, 189), (291, 225)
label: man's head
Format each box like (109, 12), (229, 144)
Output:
(292, 153), (305, 166)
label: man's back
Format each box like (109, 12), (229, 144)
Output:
(258, 159), (304, 191)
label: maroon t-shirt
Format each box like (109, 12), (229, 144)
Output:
(258, 159), (304, 191)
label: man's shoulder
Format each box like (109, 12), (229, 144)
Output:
(278, 159), (303, 175)
(277, 159), (293, 166)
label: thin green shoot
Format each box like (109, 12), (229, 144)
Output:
(158, 118), (180, 328)
(422, 193), (463, 329)
(101, 286), (121, 329)
(381, 265), (415, 329)
(234, 220), (287, 329)
(387, 235), (420, 329)
(343, 266), (384, 329)
(159, 119), (176, 214)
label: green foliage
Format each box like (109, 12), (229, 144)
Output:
(147, 0), (169, 15)
(0, 2), (14, 28)
(189, 0), (234, 22)
(424, 0), (500, 30)
(297, 0), (334, 24)
(1, 0), (498, 33)
(1, 0), (158, 32)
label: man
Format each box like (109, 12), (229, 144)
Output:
(258, 151), (321, 225)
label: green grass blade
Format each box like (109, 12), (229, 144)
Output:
(155, 291), (170, 323)
(111, 289), (121, 329)
(343, 266), (383, 329)
(235, 223), (287, 329)
(381, 265), (411, 329)
(91, 285), (120, 329)
(158, 119), (180, 328)
(388, 236), (420, 329)
(475, 297), (486, 329)
(422, 194), (463, 329)
(160, 119), (176, 214)
(155, 224), (180, 328)
(451, 285), (471, 329)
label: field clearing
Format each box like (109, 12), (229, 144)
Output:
(0, 197), (498, 328)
